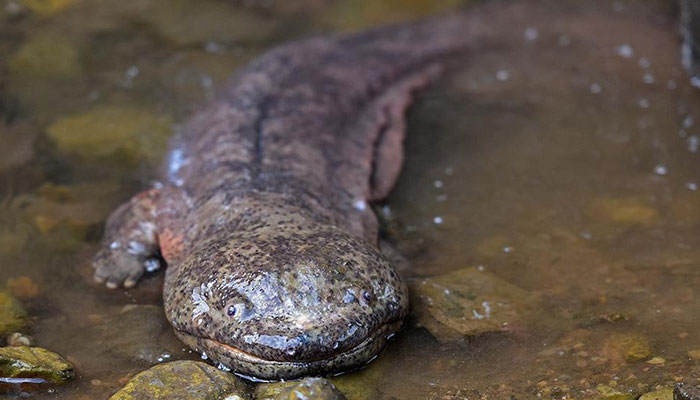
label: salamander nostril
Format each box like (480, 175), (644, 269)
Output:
(362, 290), (372, 303)
(285, 345), (297, 356)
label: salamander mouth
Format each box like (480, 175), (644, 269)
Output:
(173, 320), (402, 381)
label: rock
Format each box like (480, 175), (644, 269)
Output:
(639, 387), (673, 400)
(646, 356), (665, 365)
(0, 346), (74, 384)
(0, 291), (27, 336)
(687, 349), (700, 360)
(109, 361), (250, 400)
(21, 182), (120, 251)
(675, 383), (700, 400)
(256, 378), (346, 400)
(6, 332), (33, 347)
(604, 333), (652, 363)
(602, 395), (636, 400)
(90, 305), (175, 365)
(20, 0), (80, 16)
(411, 267), (534, 341)
(596, 384), (636, 399)
(329, 350), (387, 400)
(6, 277), (39, 300)
(46, 106), (173, 166)
(254, 382), (298, 399)
(321, 0), (462, 31)
(136, 0), (276, 47)
(0, 123), (35, 172)
(587, 197), (658, 225)
(8, 34), (81, 79)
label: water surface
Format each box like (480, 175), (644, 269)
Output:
(1, 0), (698, 398)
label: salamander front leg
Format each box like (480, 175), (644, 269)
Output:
(93, 189), (162, 289)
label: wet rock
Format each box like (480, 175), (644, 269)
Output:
(639, 387), (673, 400)
(136, 0), (276, 47)
(6, 333), (33, 347)
(90, 305), (175, 365)
(256, 378), (346, 400)
(0, 291), (27, 336)
(411, 267), (534, 341)
(330, 365), (383, 400)
(20, 0), (80, 16)
(604, 333), (652, 363)
(687, 348), (700, 360)
(675, 383), (700, 400)
(587, 197), (658, 225)
(0, 124), (35, 172)
(8, 34), (81, 79)
(109, 360), (249, 400)
(46, 106), (173, 166)
(595, 384), (636, 400)
(22, 182), (119, 251)
(646, 356), (665, 365)
(6, 277), (39, 301)
(321, 0), (462, 30)
(0, 346), (74, 384)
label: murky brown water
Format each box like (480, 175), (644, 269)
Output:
(2, 0), (700, 398)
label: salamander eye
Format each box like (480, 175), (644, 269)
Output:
(226, 302), (254, 321)
(227, 304), (239, 317)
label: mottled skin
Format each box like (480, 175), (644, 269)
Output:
(93, 13), (481, 380)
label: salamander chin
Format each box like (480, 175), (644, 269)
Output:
(173, 321), (402, 380)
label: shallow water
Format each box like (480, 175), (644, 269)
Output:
(1, 0), (699, 398)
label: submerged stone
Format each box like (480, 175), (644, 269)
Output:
(322, 0), (463, 31)
(46, 106), (173, 165)
(0, 291), (27, 336)
(6, 277), (39, 301)
(8, 34), (81, 79)
(639, 387), (673, 400)
(109, 361), (249, 400)
(411, 267), (534, 341)
(20, 0), (80, 16)
(6, 333), (33, 347)
(22, 182), (119, 251)
(256, 378), (346, 400)
(137, 0), (276, 47)
(587, 197), (658, 225)
(0, 346), (74, 384)
(604, 333), (652, 363)
(93, 305), (175, 365)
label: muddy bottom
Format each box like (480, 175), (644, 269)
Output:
(0, 0), (698, 399)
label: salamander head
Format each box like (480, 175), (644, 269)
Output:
(163, 220), (408, 380)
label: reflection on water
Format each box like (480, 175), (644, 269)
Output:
(0, 0), (698, 398)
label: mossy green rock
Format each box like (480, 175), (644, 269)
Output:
(639, 387), (673, 400)
(0, 346), (74, 383)
(0, 291), (27, 335)
(47, 106), (173, 165)
(256, 378), (346, 400)
(412, 267), (535, 341)
(109, 361), (250, 400)
(9, 34), (81, 78)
